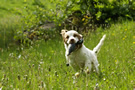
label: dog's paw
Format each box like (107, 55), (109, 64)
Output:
(66, 63), (69, 66)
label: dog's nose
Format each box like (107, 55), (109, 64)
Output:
(70, 39), (75, 44)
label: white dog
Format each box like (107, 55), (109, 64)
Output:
(61, 30), (106, 74)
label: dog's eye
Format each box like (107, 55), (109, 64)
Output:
(66, 36), (69, 39)
(74, 34), (77, 37)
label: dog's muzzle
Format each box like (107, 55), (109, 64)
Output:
(67, 38), (83, 56)
(69, 39), (75, 44)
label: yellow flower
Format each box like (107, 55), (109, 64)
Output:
(133, 36), (135, 39)
(39, 7), (43, 11)
(115, 60), (118, 64)
(82, 18), (85, 21)
(85, 15), (88, 18)
(123, 38), (125, 40)
(125, 29), (127, 31)
(112, 33), (115, 36)
(133, 42), (135, 44)
(59, 23), (61, 26)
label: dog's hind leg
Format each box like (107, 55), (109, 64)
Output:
(93, 59), (99, 74)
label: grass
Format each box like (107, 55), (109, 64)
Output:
(0, 0), (135, 89)
(0, 21), (135, 89)
(0, 15), (21, 48)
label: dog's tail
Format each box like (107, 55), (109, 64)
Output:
(93, 34), (106, 54)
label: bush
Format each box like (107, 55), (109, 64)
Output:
(15, 0), (135, 44)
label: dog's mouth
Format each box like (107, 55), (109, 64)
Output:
(67, 38), (83, 56)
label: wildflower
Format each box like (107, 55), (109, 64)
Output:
(86, 69), (90, 74)
(125, 29), (127, 31)
(24, 0), (27, 2)
(75, 72), (80, 78)
(103, 78), (106, 81)
(39, 7), (43, 11)
(112, 33), (115, 36)
(84, 15), (88, 18)
(82, 18), (85, 21)
(123, 38), (125, 40)
(133, 36), (135, 39)
(18, 55), (21, 59)
(59, 24), (61, 26)
(133, 42), (135, 44)
(115, 60), (118, 64)
(0, 87), (2, 90)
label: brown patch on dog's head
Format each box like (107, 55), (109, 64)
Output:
(73, 33), (83, 49)
(73, 33), (83, 40)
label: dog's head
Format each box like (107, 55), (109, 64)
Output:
(61, 30), (83, 45)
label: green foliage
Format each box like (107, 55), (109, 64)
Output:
(19, 0), (135, 43)
(77, 0), (135, 24)
(0, 0), (135, 46)
(18, 0), (72, 44)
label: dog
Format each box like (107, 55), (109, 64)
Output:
(61, 30), (106, 74)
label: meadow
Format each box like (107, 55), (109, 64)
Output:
(0, 21), (135, 89)
(0, 0), (135, 90)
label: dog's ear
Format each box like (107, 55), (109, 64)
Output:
(77, 33), (83, 40)
(79, 34), (83, 39)
(61, 29), (68, 37)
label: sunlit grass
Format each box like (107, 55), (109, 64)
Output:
(0, 21), (135, 89)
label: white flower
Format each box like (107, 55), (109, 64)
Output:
(75, 72), (80, 78)
(0, 87), (3, 90)
(18, 55), (21, 59)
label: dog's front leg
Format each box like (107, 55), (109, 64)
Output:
(65, 53), (70, 66)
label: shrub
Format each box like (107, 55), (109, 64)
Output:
(15, 0), (135, 44)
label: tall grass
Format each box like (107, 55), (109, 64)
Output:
(0, 16), (21, 48)
(0, 21), (134, 89)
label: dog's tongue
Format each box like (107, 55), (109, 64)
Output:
(67, 43), (76, 56)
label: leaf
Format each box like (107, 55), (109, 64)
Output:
(95, 11), (102, 20)
(80, 3), (87, 10)
(67, 1), (72, 7)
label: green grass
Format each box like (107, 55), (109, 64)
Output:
(0, 21), (135, 89)
(0, 16), (21, 48)
(0, 0), (135, 89)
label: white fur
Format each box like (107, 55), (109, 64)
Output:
(63, 30), (106, 74)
